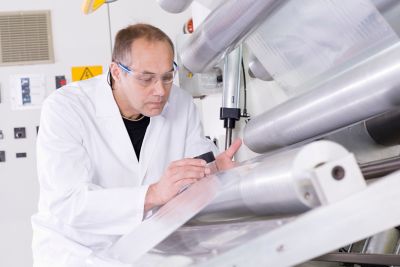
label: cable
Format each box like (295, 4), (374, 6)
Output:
(106, 3), (113, 57)
(241, 58), (250, 119)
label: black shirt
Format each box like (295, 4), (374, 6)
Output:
(122, 116), (150, 160)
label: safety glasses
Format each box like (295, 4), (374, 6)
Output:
(117, 61), (178, 87)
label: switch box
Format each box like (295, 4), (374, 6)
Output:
(0, 151), (5, 162)
(14, 127), (26, 139)
(56, 75), (67, 89)
(16, 152), (27, 158)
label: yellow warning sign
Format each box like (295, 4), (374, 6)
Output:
(71, 66), (103, 82)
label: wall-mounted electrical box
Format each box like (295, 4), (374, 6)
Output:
(55, 75), (66, 89)
(0, 151), (5, 162)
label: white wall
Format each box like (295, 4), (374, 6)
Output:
(0, 1), (190, 266)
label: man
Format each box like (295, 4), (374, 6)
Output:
(32, 23), (241, 266)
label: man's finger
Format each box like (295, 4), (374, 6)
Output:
(172, 158), (207, 167)
(224, 138), (242, 159)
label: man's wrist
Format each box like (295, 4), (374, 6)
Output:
(144, 183), (160, 212)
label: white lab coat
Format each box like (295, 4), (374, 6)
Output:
(32, 74), (217, 267)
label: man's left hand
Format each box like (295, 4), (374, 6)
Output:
(215, 138), (242, 172)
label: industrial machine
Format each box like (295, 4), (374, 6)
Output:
(83, 0), (400, 266)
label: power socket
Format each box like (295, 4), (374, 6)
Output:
(14, 127), (26, 139)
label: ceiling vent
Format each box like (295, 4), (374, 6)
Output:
(0, 10), (54, 66)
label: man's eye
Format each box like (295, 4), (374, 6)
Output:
(161, 74), (173, 82)
(137, 75), (153, 82)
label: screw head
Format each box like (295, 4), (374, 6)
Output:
(332, 166), (345, 180)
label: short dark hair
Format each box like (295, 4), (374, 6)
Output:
(112, 23), (174, 64)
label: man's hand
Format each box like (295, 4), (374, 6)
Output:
(215, 138), (242, 172)
(144, 158), (210, 211)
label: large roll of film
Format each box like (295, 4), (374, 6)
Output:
(244, 42), (400, 154)
(180, 0), (286, 73)
(193, 140), (350, 222)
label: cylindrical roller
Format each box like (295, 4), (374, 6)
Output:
(360, 156), (400, 180)
(156, 0), (193, 13)
(365, 110), (400, 146)
(180, 0), (286, 73)
(248, 54), (273, 81)
(244, 42), (400, 154)
(362, 228), (400, 254)
(193, 141), (349, 222)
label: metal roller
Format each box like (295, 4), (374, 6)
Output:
(248, 54), (273, 81)
(244, 42), (400, 154)
(156, 0), (193, 13)
(193, 140), (350, 222)
(180, 0), (286, 73)
(365, 110), (400, 146)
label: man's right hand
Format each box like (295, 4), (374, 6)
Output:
(144, 158), (210, 211)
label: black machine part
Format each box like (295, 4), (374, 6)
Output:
(365, 110), (400, 146)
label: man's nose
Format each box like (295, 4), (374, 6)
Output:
(153, 78), (166, 96)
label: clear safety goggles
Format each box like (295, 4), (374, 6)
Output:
(117, 61), (178, 87)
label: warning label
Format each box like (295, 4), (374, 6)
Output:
(71, 66), (103, 82)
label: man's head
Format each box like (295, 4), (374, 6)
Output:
(110, 23), (176, 118)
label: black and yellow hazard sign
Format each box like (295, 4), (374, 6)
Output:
(71, 65), (103, 81)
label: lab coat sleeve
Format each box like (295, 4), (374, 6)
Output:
(183, 98), (219, 158)
(37, 94), (147, 235)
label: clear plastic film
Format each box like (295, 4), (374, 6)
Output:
(103, 141), (352, 265)
(246, 0), (399, 95)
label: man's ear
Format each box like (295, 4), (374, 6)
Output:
(110, 62), (121, 82)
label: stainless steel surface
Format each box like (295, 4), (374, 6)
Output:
(222, 46), (242, 109)
(245, 0), (398, 94)
(372, 0), (400, 36)
(244, 42), (400, 154)
(365, 110), (400, 146)
(363, 229), (400, 254)
(180, 0), (286, 73)
(360, 156), (400, 179)
(194, 141), (349, 222)
(324, 121), (400, 164)
(248, 54), (273, 81)
(102, 141), (356, 265)
(224, 128), (232, 150)
(315, 253), (400, 266)
(156, 0), (193, 13)
(196, 170), (400, 267)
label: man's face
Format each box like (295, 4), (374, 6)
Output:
(111, 38), (175, 117)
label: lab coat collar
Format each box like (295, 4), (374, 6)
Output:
(94, 74), (169, 183)
(95, 74), (121, 118)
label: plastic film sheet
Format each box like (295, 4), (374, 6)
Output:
(103, 141), (351, 265)
(246, 0), (398, 95)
